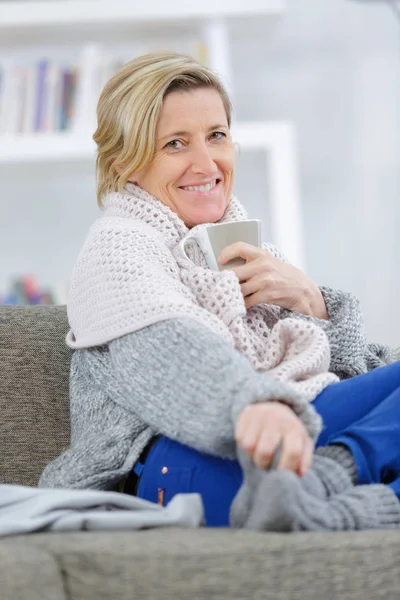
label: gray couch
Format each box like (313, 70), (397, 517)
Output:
(1, 305), (400, 600)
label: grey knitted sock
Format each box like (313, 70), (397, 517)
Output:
(231, 445), (357, 528)
(299, 453), (354, 500)
(230, 451), (265, 528)
(316, 444), (358, 485)
(243, 470), (400, 532)
(230, 450), (330, 527)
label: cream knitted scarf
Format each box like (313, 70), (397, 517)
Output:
(67, 183), (338, 401)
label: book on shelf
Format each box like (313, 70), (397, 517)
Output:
(0, 59), (78, 135)
(0, 37), (209, 137)
(0, 275), (66, 306)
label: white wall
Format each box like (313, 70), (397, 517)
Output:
(1, 0), (399, 345)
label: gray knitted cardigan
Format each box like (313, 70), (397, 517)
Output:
(39, 287), (396, 491)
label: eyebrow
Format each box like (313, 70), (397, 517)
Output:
(158, 124), (228, 142)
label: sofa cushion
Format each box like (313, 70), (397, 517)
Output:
(8, 528), (400, 600)
(0, 305), (71, 487)
(0, 538), (66, 600)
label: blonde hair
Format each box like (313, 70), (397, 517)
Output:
(93, 51), (233, 206)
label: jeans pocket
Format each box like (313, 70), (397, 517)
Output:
(156, 466), (196, 506)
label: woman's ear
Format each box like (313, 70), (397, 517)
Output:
(114, 162), (123, 175)
(113, 161), (137, 183)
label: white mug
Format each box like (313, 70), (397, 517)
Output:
(178, 219), (261, 271)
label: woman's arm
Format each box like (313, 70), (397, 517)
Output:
(106, 318), (322, 458)
(40, 318), (320, 490)
(219, 241), (397, 379)
(268, 242), (398, 376)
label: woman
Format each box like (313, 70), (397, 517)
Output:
(39, 51), (400, 531)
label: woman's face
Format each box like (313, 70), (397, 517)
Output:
(130, 88), (235, 228)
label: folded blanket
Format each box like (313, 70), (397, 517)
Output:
(0, 485), (203, 537)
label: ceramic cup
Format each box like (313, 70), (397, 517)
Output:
(179, 219), (261, 271)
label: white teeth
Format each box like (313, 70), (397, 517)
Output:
(182, 180), (217, 193)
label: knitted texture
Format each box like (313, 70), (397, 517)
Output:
(281, 288), (398, 379)
(230, 449), (356, 528)
(231, 466), (400, 532)
(39, 342), (154, 490)
(316, 444), (358, 485)
(66, 184), (337, 402)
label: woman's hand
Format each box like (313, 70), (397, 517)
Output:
(235, 402), (314, 476)
(218, 242), (328, 319)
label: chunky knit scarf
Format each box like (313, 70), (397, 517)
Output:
(67, 183), (338, 401)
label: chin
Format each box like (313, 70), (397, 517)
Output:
(194, 202), (229, 226)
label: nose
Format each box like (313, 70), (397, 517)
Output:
(190, 142), (218, 176)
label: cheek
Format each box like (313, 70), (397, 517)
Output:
(157, 157), (187, 189)
(219, 147), (235, 177)
(138, 154), (166, 183)
(222, 157), (235, 194)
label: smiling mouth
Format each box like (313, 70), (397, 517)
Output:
(179, 179), (221, 193)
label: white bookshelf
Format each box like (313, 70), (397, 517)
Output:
(0, 0), (286, 137)
(0, 0), (306, 300)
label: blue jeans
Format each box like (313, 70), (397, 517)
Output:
(135, 361), (400, 526)
(314, 360), (400, 497)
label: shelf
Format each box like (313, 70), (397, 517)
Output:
(0, 0), (284, 28)
(0, 0), (285, 43)
(0, 0), (286, 49)
(0, 132), (95, 163)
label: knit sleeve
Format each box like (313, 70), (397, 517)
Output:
(316, 287), (397, 377)
(38, 348), (152, 490)
(106, 318), (322, 457)
(263, 243), (397, 378)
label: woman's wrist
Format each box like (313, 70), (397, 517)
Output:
(310, 287), (329, 320)
(292, 286), (329, 321)
(293, 285), (328, 320)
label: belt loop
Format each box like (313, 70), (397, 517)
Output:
(133, 462), (145, 478)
